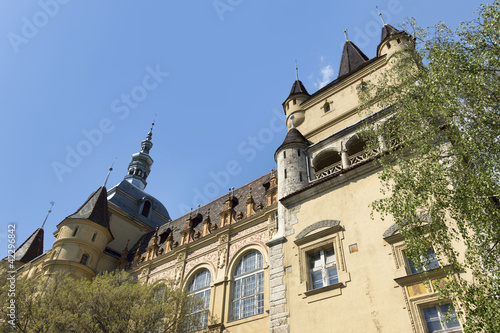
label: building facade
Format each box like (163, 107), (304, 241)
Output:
(12, 24), (464, 333)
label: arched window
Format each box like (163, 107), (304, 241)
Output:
(230, 251), (264, 321)
(141, 200), (151, 217)
(80, 254), (89, 266)
(187, 270), (211, 330)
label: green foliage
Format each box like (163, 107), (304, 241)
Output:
(0, 270), (209, 333)
(358, 2), (500, 332)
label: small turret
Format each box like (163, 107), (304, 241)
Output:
(275, 117), (310, 199)
(377, 23), (414, 57)
(282, 63), (310, 129)
(45, 186), (114, 279)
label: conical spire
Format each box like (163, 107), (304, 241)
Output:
(124, 123), (155, 190)
(9, 228), (44, 264)
(288, 80), (309, 97)
(380, 24), (400, 43)
(338, 39), (369, 77)
(67, 186), (111, 230)
(275, 126), (309, 157)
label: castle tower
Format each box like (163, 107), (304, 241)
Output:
(124, 125), (154, 190)
(43, 186), (114, 279)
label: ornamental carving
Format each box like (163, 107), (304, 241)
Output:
(174, 265), (183, 285)
(217, 247), (227, 269)
(219, 234), (228, 244)
(177, 252), (186, 262)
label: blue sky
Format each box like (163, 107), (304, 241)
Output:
(0, 0), (489, 258)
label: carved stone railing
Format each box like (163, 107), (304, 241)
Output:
(314, 161), (342, 180)
(348, 147), (380, 166)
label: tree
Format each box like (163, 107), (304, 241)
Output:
(358, 2), (500, 332)
(0, 269), (211, 333)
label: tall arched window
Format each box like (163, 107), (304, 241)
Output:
(187, 270), (211, 330)
(230, 251), (264, 321)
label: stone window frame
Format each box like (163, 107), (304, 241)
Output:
(185, 269), (212, 331)
(294, 220), (349, 298)
(384, 232), (447, 279)
(407, 293), (464, 333)
(225, 244), (269, 325)
(384, 228), (460, 333)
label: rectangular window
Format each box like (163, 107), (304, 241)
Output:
(308, 247), (338, 290)
(422, 304), (462, 332)
(407, 248), (440, 274)
(72, 227), (79, 237)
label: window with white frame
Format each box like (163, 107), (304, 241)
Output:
(187, 270), (211, 331)
(230, 251), (264, 321)
(407, 248), (440, 274)
(421, 304), (462, 333)
(308, 247), (338, 290)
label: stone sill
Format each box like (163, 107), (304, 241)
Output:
(303, 282), (343, 297)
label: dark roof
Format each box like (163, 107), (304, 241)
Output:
(288, 80), (309, 98)
(129, 172), (275, 261)
(380, 24), (400, 43)
(276, 128), (310, 155)
(338, 41), (369, 77)
(66, 186), (111, 230)
(107, 180), (170, 227)
(9, 228), (44, 263)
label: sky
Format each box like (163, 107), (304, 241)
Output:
(0, 0), (490, 258)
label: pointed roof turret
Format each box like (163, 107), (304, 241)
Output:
(338, 39), (369, 77)
(12, 228), (44, 264)
(67, 186), (111, 230)
(288, 80), (310, 97)
(275, 126), (310, 160)
(380, 24), (400, 43)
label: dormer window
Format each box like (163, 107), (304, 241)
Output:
(141, 200), (152, 218)
(323, 102), (331, 112)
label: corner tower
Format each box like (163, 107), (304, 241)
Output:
(124, 124), (155, 190)
(44, 186), (114, 279)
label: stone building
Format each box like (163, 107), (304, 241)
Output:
(12, 24), (464, 333)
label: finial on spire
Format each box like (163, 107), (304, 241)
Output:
(295, 59), (299, 80)
(344, 29), (349, 42)
(103, 158), (117, 187)
(290, 114), (296, 129)
(147, 115), (156, 141)
(376, 6), (386, 25)
(41, 201), (55, 229)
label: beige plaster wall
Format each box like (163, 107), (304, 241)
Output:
(283, 169), (413, 333)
